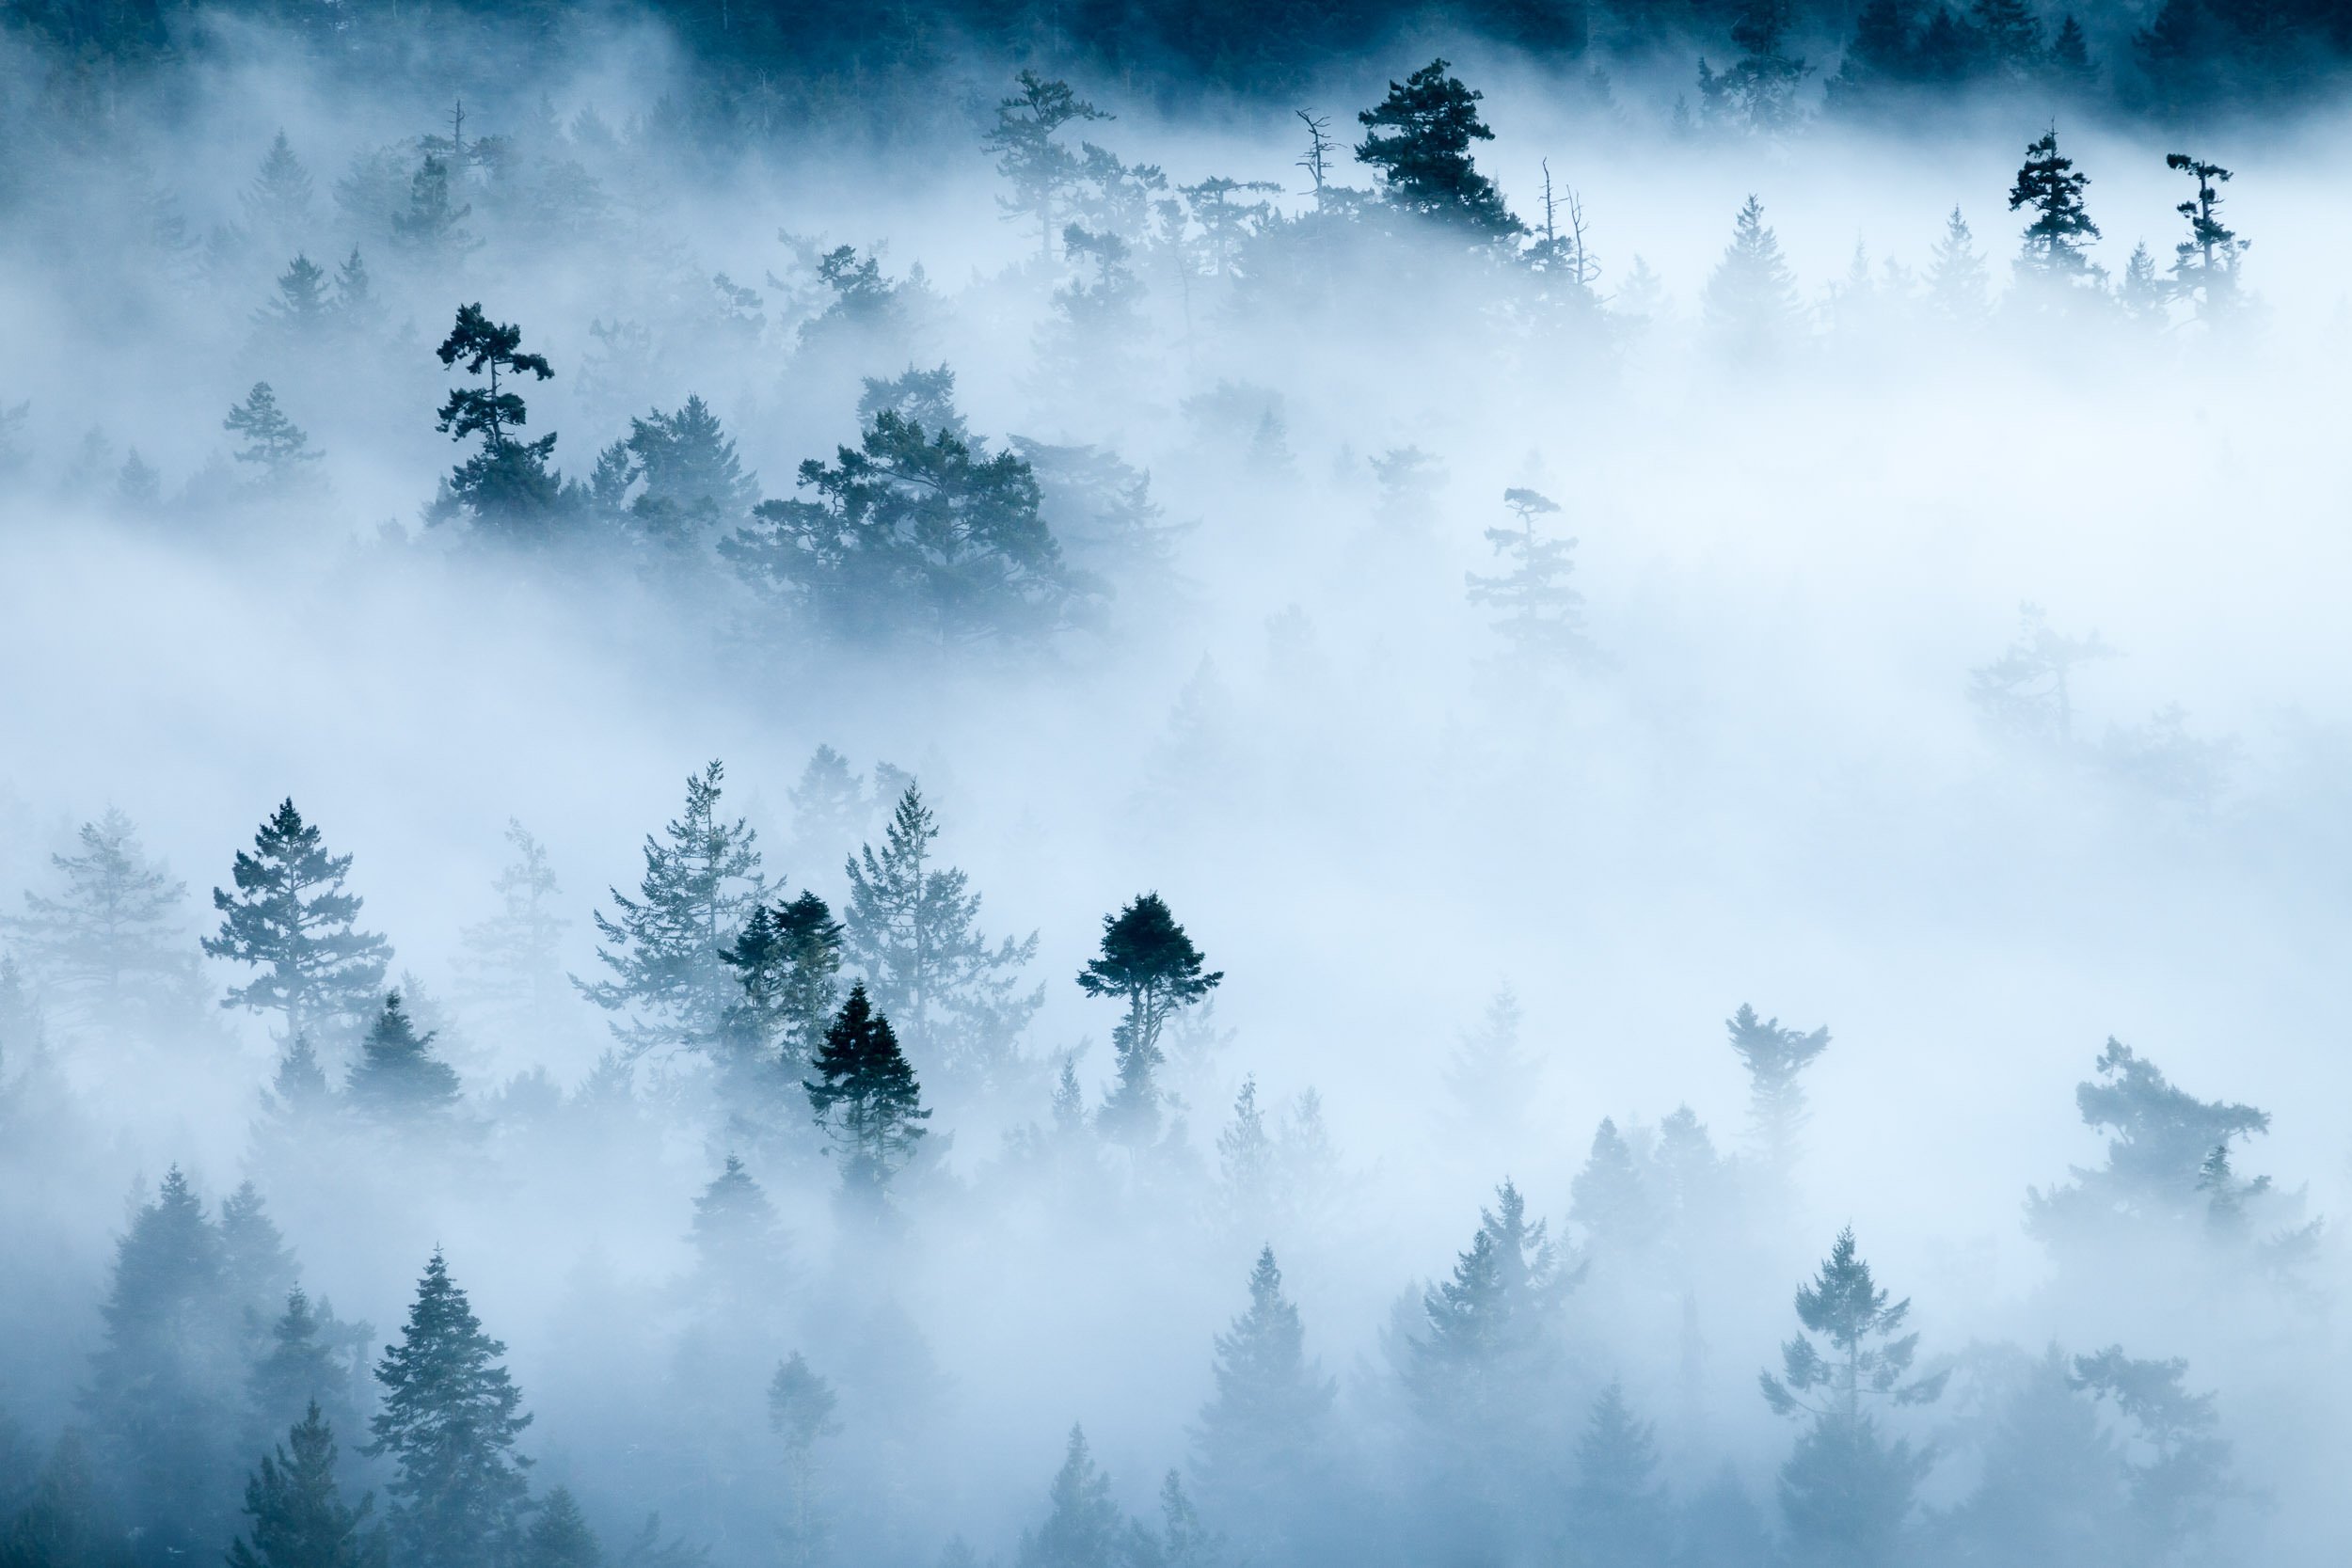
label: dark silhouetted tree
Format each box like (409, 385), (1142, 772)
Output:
(804, 984), (930, 1200)
(2010, 126), (2101, 284)
(1354, 60), (1521, 237)
(2165, 152), (2244, 320)
(429, 304), (563, 533)
(205, 800), (391, 1049)
(344, 993), (464, 1124)
(1080, 892), (1221, 1146)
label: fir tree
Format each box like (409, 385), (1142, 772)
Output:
(519, 1488), (601, 1568)
(249, 1291), (369, 1458)
(1190, 1247), (1333, 1553)
(595, 395), (759, 549)
(768, 1354), (840, 1568)
(430, 304), (564, 534)
(391, 155), (477, 261)
(1215, 1077), (1277, 1225)
(6, 808), (197, 1034)
(1971, 0), (2044, 72)
(344, 993), (465, 1124)
(1568, 1384), (1669, 1568)
(225, 384), (322, 492)
(981, 71), (1110, 261)
(840, 784), (1041, 1091)
(718, 892), (844, 1081)
(0, 1430), (133, 1568)
(205, 800), (392, 1049)
(226, 1404), (383, 1568)
(259, 1036), (337, 1135)
(1702, 197), (1801, 359)
(1466, 487), (1592, 672)
(1443, 988), (1542, 1148)
(1724, 1003), (1830, 1175)
(1354, 60), (1521, 237)
(242, 132), (317, 254)
(336, 250), (377, 328)
(1079, 892), (1221, 1146)
(688, 1153), (786, 1290)
(2119, 242), (2168, 324)
(1569, 1119), (1657, 1259)
(1697, 1), (1813, 133)
(579, 761), (768, 1061)
(258, 255), (334, 341)
(2165, 152), (2245, 320)
(2049, 15), (2094, 82)
(219, 1181), (298, 1328)
(1016, 1428), (1124, 1568)
(453, 821), (570, 1022)
(803, 984), (930, 1199)
(369, 1252), (532, 1568)
(786, 747), (867, 872)
(1923, 207), (1990, 325)
(2009, 125), (2102, 284)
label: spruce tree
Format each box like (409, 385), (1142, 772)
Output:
(768, 1354), (840, 1568)
(719, 893), (844, 1080)
(1079, 892), (1221, 1146)
(1016, 1428), (1125, 1568)
(258, 256), (335, 341)
(369, 1252), (532, 1568)
(227, 1404), (382, 1568)
(1353, 59), (1521, 237)
(2165, 152), (2244, 319)
(688, 1154), (787, 1292)
(225, 384), (323, 492)
(1702, 197), (1800, 360)
(1190, 1248), (1333, 1552)
(258, 1036), (337, 1137)
(579, 761), (768, 1061)
(518, 1488), (601, 1568)
(6, 808), (198, 1034)
(839, 784), (1041, 1091)
(981, 71), (1110, 261)
(1971, 0), (2044, 72)
(1568, 1384), (1669, 1568)
(1466, 487), (1592, 672)
(1214, 1078), (1276, 1226)
(2009, 125), (2102, 284)
(803, 984), (930, 1199)
(344, 993), (465, 1124)
(391, 155), (476, 261)
(2119, 242), (2168, 324)
(786, 747), (867, 872)
(250, 1290), (369, 1458)
(242, 132), (317, 255)
(1724, 1003), (1830, 1175)
(1923, 208), (1990, 325)
(204, 800), (392, 1049)
(1759, 1229), (1946, 1568)
(1569, 1119), (1656, 1259)
(219, 1180), (298, 1327)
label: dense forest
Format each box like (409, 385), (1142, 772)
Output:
(3, 5), (2350, 1568)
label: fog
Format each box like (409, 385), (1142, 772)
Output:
(2, 9), (2348, 1568)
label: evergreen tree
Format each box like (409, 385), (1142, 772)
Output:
(205, 800), (391, 1050)
(1214, 1077), (1276, 1225)
(259, 1036), (337, 1135)
(250, 1290), (369, 1458)
(1570, 1119), (1657, 1260)
(1971, 0), (2044, 72)
(1759, 1229), (1945, 1568)
(803, 984), (930, 1199)
(430, 304), (564, 535)
(1702, 197), (1801, 359)
(242, 132), (316, 254)
(1353, 59), (1521, 237)
(1466, 486), (1592, 672)
(786, 747), (867, 872)
(2070, 1345), (2233, 1560)
(391, 155), (477, 261)
(840, 784), (1041, 1091)
(579, 761), (768, 1060)
(595, 395), (759, 549)
(768, 1354), (840, 1568)
(2049, 15), (2095, 82)
(1079, 892), (1221, 1146)
(6, 808), (197, 1034)
(336, 250), (378, 329)
(1945, 1347), (2129, 1566)
(518, 1489), (601, 1568)
(1569, 1384), (1669, 1568)
(2009, 125), (2102, 284)
(1724, 1003), (1830, 1175)
(2165, 152), (2245, 320)
(369, 1252), (532, 1568)
(1190, 1247), (1333, 1554)
(688, 1153), (787, 1290)
(1016, 1428), (1124, 1568)
(1923, 207), (1990, 325)
(225, 384), (323, 492)
(453, 821), (570, 1022)
(719, 892), (844, 1084)
(0, 1431), (133, 1568)
(1442, 988), (1542, 1147)
(1968, 603), (2115, 745)
(1697, 1), (1813, 133)
(344, 992), (465, 1124)
(981, 71), (1110, 261)
(219, 1181), (298, 1328)
(226, 1404), (383, 1568)
(258, 255), (335, 341)
(2119, 241), (2168, 324)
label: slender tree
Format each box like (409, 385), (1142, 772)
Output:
(205, 800), (392, 1050)
(2165, 151), (2244, 319)
(1702, 196), (1800, 359)
(1191, 1247), (1333, 1552)
(1078, 892), (1221, 1146)
(1724, 1004), (1830, 1175)
(2010, 125), (2101, 283)
(1923, 208), (1990, 325)
(224, 384), (323, 492)
(453, 821), (570, 1022)
(1016, 1428), (1125, 1568)
(981, 71), (1110, 261)
(769, 1354), (841, 1568)
(226, 1404), (383, 1568)
(1466, 487), (1592, 672)
(803, 984), (930, 1200)
(7, 808), (198, 1034)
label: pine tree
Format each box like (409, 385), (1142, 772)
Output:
(453, 821), (570, 1023)
(205, 800), (391, 1050)
(769, 1354), (840, 1568)
(1016, 1428), (1125, 1568)
(227, 1404), (383, 1568)
(225, 384), (323, 492)
(1190, 1248), (1333, 1552)
(839, 784), (1041, 1091)
(1466, 487), (1592, 672)
(2009, 125), (2102, 284)
(1702, 197), (1801, 359)
(344, 993), (465, 1124)
(2119, 242), (2168, 324)
(596, 395), (759, 548)
(369, 1252), (532, 1568)
(2165, 152), (2245, 320)
(803, 984), (930, 1199)
(1080, 892), (1221, 1146)
(1759, 1229), (1945, 1568)
(981, 71), (1110, 261)
(2070, 1345), (2233, 1560)
(580, 761), (768, 1061)
(242, 132), (317, 255)
(1967, 603), (2115, 746)
(688, 1153), (787, 1291)
(430, 304), (564, 534)
(1697, 1), (1813, 133)
(518, 1488), (601, 1568)
(1354, 59), (1521, 237)
(391, 154), (477, 261)
(1568, 1384), (1669, 1568)
(1724, 1003), (1830, 1175)
(258, 255), (335, 341)
(6, 808), (197, 1034)
(1923, 207), (1990, 325)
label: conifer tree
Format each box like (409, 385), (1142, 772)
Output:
(259, 1036), (337, 1135)
(391, 155), (476, 261)
(2048, 15), (2094, 82)
(1759, 1229), (1945, 1568)
(786, 747), (867, 871)
(1967, 603), (2115, 746)
(1354, 60), (1521, 237)
(242, 133), (317, 255)
(1442, 988), (1542, 1147)
(840, 784), (1041, 1091)
(430, 304), (563, 534)
(2070, 1345), (2233, 1560)
(225, 384), (323, 492)
(336, 249), (377, 327)
(1569, 1119), (1657, 1259)
(1724, 1004), (1830, 1175)
(1466, 487), (1592, 672)
(982, 71), (1110, 261)
(0, 1430), (132, 1568)
(453, 821), (570, 1022)
(1702, 195), (1801, 360)
(688, 1153), (787, 1292)
(226, 1404), (383, 1568)
(1215, 1077), (1277, 1226)
(1190, 1247), (1333, 1551)
(205, 800), (391, 1050)
(1016, 1428), (1124, 1568)
(595, 395), (760, 548)
(250, 1290), (369, 1457)
(1697, 0), (1813, 132)
(1079, 892), (1221, 1146)
(719, 893), (844, 1081)
(220, 1180), (298, 1326)
(579, 761), (768, 1060)
(2119, 242), (2167, 324)
(1971, 0), (2044, 72)
(803, 984), (930, 1199)
(369, 1252), (532, 1568)
(519, 1488), (601, 1568)
(2009, 125), (2102, 284)
(344, 993), (465, 1124)
(2164, 152), (2244, 319)
(258, 255), (334, 341)
(6, 808), (197, 1034)
(769, 1354), (840, 1568)
(1923, 208), (1991, 325)
(1568, 1384), (1669, 1568)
